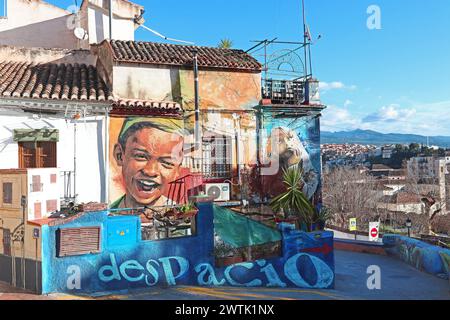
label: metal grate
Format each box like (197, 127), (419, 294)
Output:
(202, 134), (232, 179)
(262, 79), (305, 105)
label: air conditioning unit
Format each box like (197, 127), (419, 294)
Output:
(205, 183), (230, 202)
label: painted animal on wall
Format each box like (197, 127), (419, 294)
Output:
(266, 126), (319, 200)
(250, 116), (321, 205)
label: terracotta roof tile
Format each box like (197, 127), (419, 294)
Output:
(111, 99), (182, 117)
(0, 61), (114, 102)
(108, 40), (262, 71)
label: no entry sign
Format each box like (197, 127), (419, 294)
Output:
(369, 222), (380, 241)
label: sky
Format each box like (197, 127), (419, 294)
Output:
(48, 0), (450, 136)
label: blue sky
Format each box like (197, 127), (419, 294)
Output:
(49, 0), (450, 136)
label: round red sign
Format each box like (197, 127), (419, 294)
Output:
(370, 228), (378, 237)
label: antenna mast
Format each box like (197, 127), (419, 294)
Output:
(302, 0), (308, 78)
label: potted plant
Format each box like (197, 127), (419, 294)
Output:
(177, 202), (199, 219)
(269, 167), (315, 231)
(314, 207), (333, 231)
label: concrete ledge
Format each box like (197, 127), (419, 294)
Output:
(334, 238), (387, 255)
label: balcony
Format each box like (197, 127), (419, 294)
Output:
(262, 79), (305, 105)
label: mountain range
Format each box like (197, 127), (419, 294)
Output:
(321, 129), (450, 148)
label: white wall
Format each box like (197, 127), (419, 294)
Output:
(26, 167), (60, 220)
(87, 6), (135, 44)
(0, 0), (78, 49)
(0, 108), (107, 204)
(113, 65), (174, 101)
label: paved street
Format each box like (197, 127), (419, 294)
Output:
(1, 250), (448, 300)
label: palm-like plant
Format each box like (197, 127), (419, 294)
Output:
(218, 39), (233, 49)
(269, 166), (315, 231)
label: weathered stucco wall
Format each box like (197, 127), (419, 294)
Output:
(0, 45), (96, 65)
(0, 0), (78, 49)
(110, 64), (261, 110)
(112, 65), (176, 102)
(179, 69), (261, 111)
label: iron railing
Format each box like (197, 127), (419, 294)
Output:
(262, 79), (306, 105)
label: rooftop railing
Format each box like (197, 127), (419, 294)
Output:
(262, 78), (306, 105)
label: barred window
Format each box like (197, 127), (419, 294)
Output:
(202, 133), (232, 179)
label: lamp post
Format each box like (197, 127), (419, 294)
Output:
(406, 218), (412, 238)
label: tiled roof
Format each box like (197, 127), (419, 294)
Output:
(111, 99), (182, 116)
(0, 61), (113, 102)
(107, 40), (262, 71)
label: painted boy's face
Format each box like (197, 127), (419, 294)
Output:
(115, 127), (184, 207)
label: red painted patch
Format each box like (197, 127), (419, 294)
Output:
(34, 202), (41, 219)
(302, 243), (332, 256)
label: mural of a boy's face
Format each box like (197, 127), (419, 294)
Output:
(114, 126), (184, 207)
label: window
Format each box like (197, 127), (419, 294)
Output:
(46, 199), (57, 213)
(18, 141), (57, 168)
(2, 182), (12, 204)
(31, 175), (42, 192)
(202, 133), (232, 179)
(57, 227), (101, 257)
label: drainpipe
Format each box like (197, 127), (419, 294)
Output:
(104, 106), (110, 205)
(73, 120), (77, 203)
(109, 0), (113, 40)
(193, 50), (200, 150)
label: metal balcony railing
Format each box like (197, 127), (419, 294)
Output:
(262, 79), (306, 105)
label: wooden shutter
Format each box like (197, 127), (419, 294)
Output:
(57, 227), (101, 257)
(38, 142), (57, 168)
(19, 142), (37, 168)
(18, 142), (57, 168)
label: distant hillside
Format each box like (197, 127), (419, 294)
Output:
(321, 129), (450, 148)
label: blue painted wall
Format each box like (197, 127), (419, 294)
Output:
(41, 203), (334, 294)
(383, 234), (450, 280)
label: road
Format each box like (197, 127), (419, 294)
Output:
(1, 250), (449, 300)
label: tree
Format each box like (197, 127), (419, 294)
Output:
(218, 39), (233, 49)
(322, 167), (381, 228)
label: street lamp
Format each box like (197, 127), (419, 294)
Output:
(406, 218), (412, 238)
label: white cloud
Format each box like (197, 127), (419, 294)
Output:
(344, 99), (353, 107)
(362, 104), (416, 123)
(319, 81), (357, 92)
(321, 105), (361, 131)
(321, 100), (450, 136)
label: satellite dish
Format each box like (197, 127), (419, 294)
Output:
(74, 27), (89, 40)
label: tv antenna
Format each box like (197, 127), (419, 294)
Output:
(134, 12), (194, 45)
(138, 24), (195, 45)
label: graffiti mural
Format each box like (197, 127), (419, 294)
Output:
(251, 114), (321, 205)
(109, 116), (188, 209)
(383, 234), (450, 279)
(40, 203), (335, 294)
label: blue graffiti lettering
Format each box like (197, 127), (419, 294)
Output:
(195, 263), (226, 286)
(98, 253), (121, 282)
(258, 260), (287, 288)
(224, 262), (262, 287)
(145, 259), (160, 286)
(158, 256), (189, 286)
(284, 253), (334, 288)
(119, 260), (145, 282)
